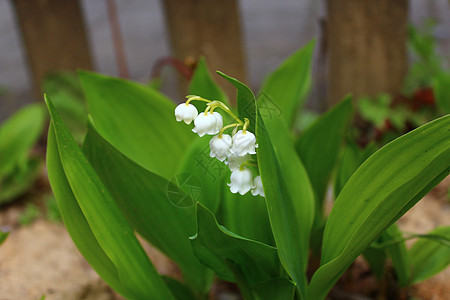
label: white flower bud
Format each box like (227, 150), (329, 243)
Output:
(226, 153), (251, 171)
(175, 103), (198, 124)
(209, 134), (232, 162)
(251, 175), (265, 197)
(230, 130), (257, 156)
(228, 168), (255, 195)
(192, 111), (223, 137)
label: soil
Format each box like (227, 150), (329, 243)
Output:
(0, 177), (448, 300)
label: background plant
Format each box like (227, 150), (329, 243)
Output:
(357, 21), (450, 146)
(0, 103), (45, 205)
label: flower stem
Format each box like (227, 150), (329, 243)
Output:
(186, 96), (248, 128)
(243, 118), (250, 133)
(185, 95), (212, 105)
(239, 161), (258, 171)
(218, 123), (241, 138)
(213, 101), (244, 126)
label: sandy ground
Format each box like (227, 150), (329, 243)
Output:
(0, 220), (121, 300)
(0, 178), (448, 300)
(0, 202), (176, 300)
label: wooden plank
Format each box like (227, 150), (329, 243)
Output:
(326, 0), (408, 105)
(161, 0), (247, 99)
(12, 0), (92, 99)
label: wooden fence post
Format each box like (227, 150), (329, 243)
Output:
(161, 0), (247, 99)
(12, 0), (92, 99)
(326, 0), (408, 105)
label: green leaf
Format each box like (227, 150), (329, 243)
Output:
(364, 224), (410, 283)
(307, 115), (450, 300)
(409, 226), (450, 285)
(45, 96), (174, 299)
(259, 93), (315, 257)
(383, 224), (410, 286)
(0, 230), (9, 246)
(0, 158), (42, 204)
(83, 123), (211, 293)
(42, 71), (87, 143)
(221, 188), (274, 246)
(334, 141), (377, 198)
(176, 137), (228, 213)
(358, 95), (391, 128)
(260, 40), (315, 126)
(253, 278), (296, 300)
(256, 108), (314, 298)
(363, 246), (386, 279)
(188, 57), (229, 113)
(217, 71), (256, 133)
(163, 277), (198, 300)
(0, 103), (45, 177)
(296, 96), (353, 223)
(190, 203), (282, 286)
(78, 70), (193, 179)
(47, 123), (126, 297)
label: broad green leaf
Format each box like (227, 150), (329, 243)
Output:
(43, 72), (87, 143)
(253, 278), (296, 300)
(258, 93), (315, 262)
(221, 189), (274, 246)
(83, 123), (211, 293)
(334, 141), (377, 198)
(47, 124), (126, 297)
(364, 224), (410, 283)
(0, 230), (9, 246)
(45, 96), (174, 299)
(227, 262), (257, 300)
(217, 71), (256, 133)
(432, 72), (450, 114)
(176, 137), (228, 213)
(307, 115), (450, 300)
(256, 108), (314, 298)
(190, 203), (282, 286)
(0, 103), (45, 177)
(260, 40), (315, 126)
(163, 277), (198, 300)
(383, 224), (410, 286)
(188, 57), (229, 113)
(409, 226), (450, 285)
(363, 246), (386, 279)
(78, 70), (193, 179)
(296, 96), (353, 223)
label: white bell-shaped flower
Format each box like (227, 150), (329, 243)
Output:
(230, 130), (257, 156)
(175, 103), (198, 124)
(228, 168), (255, 195)
(192, 111), (223, 137)
(209, 134), (232, 161)
(251, 175), (265, 197)
(226, 153), (251, 171)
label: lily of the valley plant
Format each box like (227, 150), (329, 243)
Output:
(45, 41), (450, 300)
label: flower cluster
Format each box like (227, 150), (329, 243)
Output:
(175, 95), (264, 197)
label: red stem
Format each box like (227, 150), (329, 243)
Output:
(150, 56), (194, 81)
